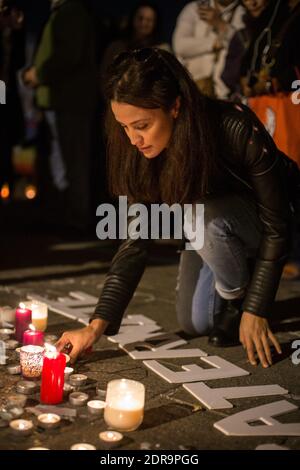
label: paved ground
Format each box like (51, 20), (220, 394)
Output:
(0, 201), (300, 450)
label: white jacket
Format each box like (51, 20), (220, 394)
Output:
(173, 0), (245, 98)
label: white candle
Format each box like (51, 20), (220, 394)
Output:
(22, 300), (48, 332)
(69, 392), (89, 406)
(7, 364), (21, 375)
(28, 447), (49, 450)
(71, 443), (96, 450)
(87, 400), (106, 415)
(9, 419), (33, 436)
(104, 379), (145, 432)
(69, 374), (87, 387)
(16, 380), (38, 395)
(37, 413), (61, 429)
(99, 430), (123, 445)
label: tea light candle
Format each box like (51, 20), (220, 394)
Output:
(7, 364), (21, 375)
(87, 400), (106, 415)
(40, 345), (66, 405)
(5, 339), (19, 350)
(6, 394), (27, 408)
(69, 374), (87, 388)
(20, 345), (44, 379)
(16, 380), (38, 395)
(22, 300), (48, 332)
(104, 379), (145, 432)
(99, 430), (123, 446)
(23, 324), (44, 346)
(9, 419), (33, 436)
(15, 306), (32, 343)
(71, 443), (96, 450)
(0, 328), (14, 337)
(37, 413), (61, 429)
(28, 447), (49, 450)
(63, 383), (74, 397)
(69, 392), (89, 406)
(64, 367), (74, 381)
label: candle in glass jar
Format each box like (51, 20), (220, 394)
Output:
(23, 324), (44, 346)
(20, 345), (44, 379)
(15, 306), (32, 343)
(40, 345), (66, 404)
(22, 300), (48, 332)
(104, 379), (145, 432)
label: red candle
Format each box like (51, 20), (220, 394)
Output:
(15, 307), (32, 343)
(40, 349), (66, 404)
(23, 327), (44, 346)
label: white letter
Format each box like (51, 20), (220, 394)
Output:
(184, 204), (204, 250)
(291, 80), (300, 105)
(0, 80), (6, 104)
(107, 323), (163, 346)
(118, 196), (128, 239)
(150, 203), (182, 239)
(291, 339), (300, 365)
(128, 203), (148, 239)
(96, 203), (116, 239)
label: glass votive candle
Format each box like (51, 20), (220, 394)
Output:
(22, 300), (48, 332)
(37, 413), (61, 429)
(9, 419), (33, 436)
(87, 400), (106, 415)
(104, 379), (145, 432)
(20, 345), (44, 379)
(71, 443), (96, 450)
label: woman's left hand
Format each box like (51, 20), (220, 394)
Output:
(239, 312), (282, 368)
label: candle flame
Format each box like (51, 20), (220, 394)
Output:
(29, 324), (36, 331)
(19, 302), (25, 309)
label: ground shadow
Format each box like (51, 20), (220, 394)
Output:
(140, 403), (200, 430)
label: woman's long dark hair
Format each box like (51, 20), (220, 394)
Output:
(104, 48), (219, 205)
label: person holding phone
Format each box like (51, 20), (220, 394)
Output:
(173, 1), (245, 98)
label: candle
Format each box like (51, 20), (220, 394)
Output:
(104, 379), (145, 432)
(7, 364), (21, 375)
(0, 305), (15, 324)
(64, 367), (74, 381)
(71, 443), (96, 450)
(23, 324), (44, 346)
(28, 447), (49, 450)
(4, 339), (19, 350)
(22, 300), (48, 332)
(69, 392), (89, 406)
(9, 419), (33, 436)
(16, 380), (38, 395)
(99, 430), (123, 447)
(37, 413), (61, 429)
(87, 400), (106, 415)
(15, 306), (32, 343)
(0, 328), (14, 338)
(40, 345), (66, 405)
(69, 374), (87, 388)
(44, 334), (58, 345)
(6, 394), (27, 409)
(20, 345), (44, 378)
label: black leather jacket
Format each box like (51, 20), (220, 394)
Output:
(91, 101), (297, 335)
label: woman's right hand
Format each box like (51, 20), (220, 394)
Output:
(56, 319), (108, 363)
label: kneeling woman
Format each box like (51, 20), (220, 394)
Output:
(57, 48), (298, 368)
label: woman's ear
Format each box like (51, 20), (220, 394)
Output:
(171, 96), (181, 119)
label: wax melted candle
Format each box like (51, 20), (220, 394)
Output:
(22, 300), (48, 332)
(15, 305), (32, 343)
(40, 344), (66, 405)
(23, 324), (44, 346)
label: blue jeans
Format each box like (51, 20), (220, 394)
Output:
(176, 193), (263, 336)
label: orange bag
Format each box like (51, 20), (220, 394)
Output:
(248, 93), (300, 168)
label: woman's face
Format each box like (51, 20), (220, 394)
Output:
(242, 0), (269, 17)
(133, 6), (157, 38)
(111, 101), (177, 159)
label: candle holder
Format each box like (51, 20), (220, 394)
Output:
(70, 443), (96, 450)
(69, 374), (87, 388)
(7, 364), (21, 375)
(0, 328), (14, 338)
(16, 380), (38, 395)
(20, 345), (44, 379)
(5, 339), (19, 350)
(69, 392), (89, 406)
(22, 300), (48, 332)
(104, 379), (145, 432)
(87, 400), (106, 415)
(9, 419), (33, 436)
(6, 394), (27, 409)
(99, 430), (123, 448)
(15, 307), (32, 343)
(37, 413), (61, 429)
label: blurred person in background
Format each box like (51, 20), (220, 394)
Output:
(0, 0), (25, 201)
(172, 0), (244, 98)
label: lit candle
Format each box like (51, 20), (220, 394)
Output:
(69, 392), (89, 406)
(9, 419), (33, 436)
(87, 400), (106, 415)
(16, 380), (38, 395)
(99, 430), (123, 447)
(15, 306), (32, 343)
(20, 345), (44, 379)
(40, 344), (66, 405)
(104, 379), (145, 432)
(23, 324), (44, 346)
(69, 374), (87, 388)
(22, 300), (48, 332)
(37, 413), (61, 429)
(28, 447), (49, 450)
(0, 328), (14, 338)
(70, 443), (96, 450)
